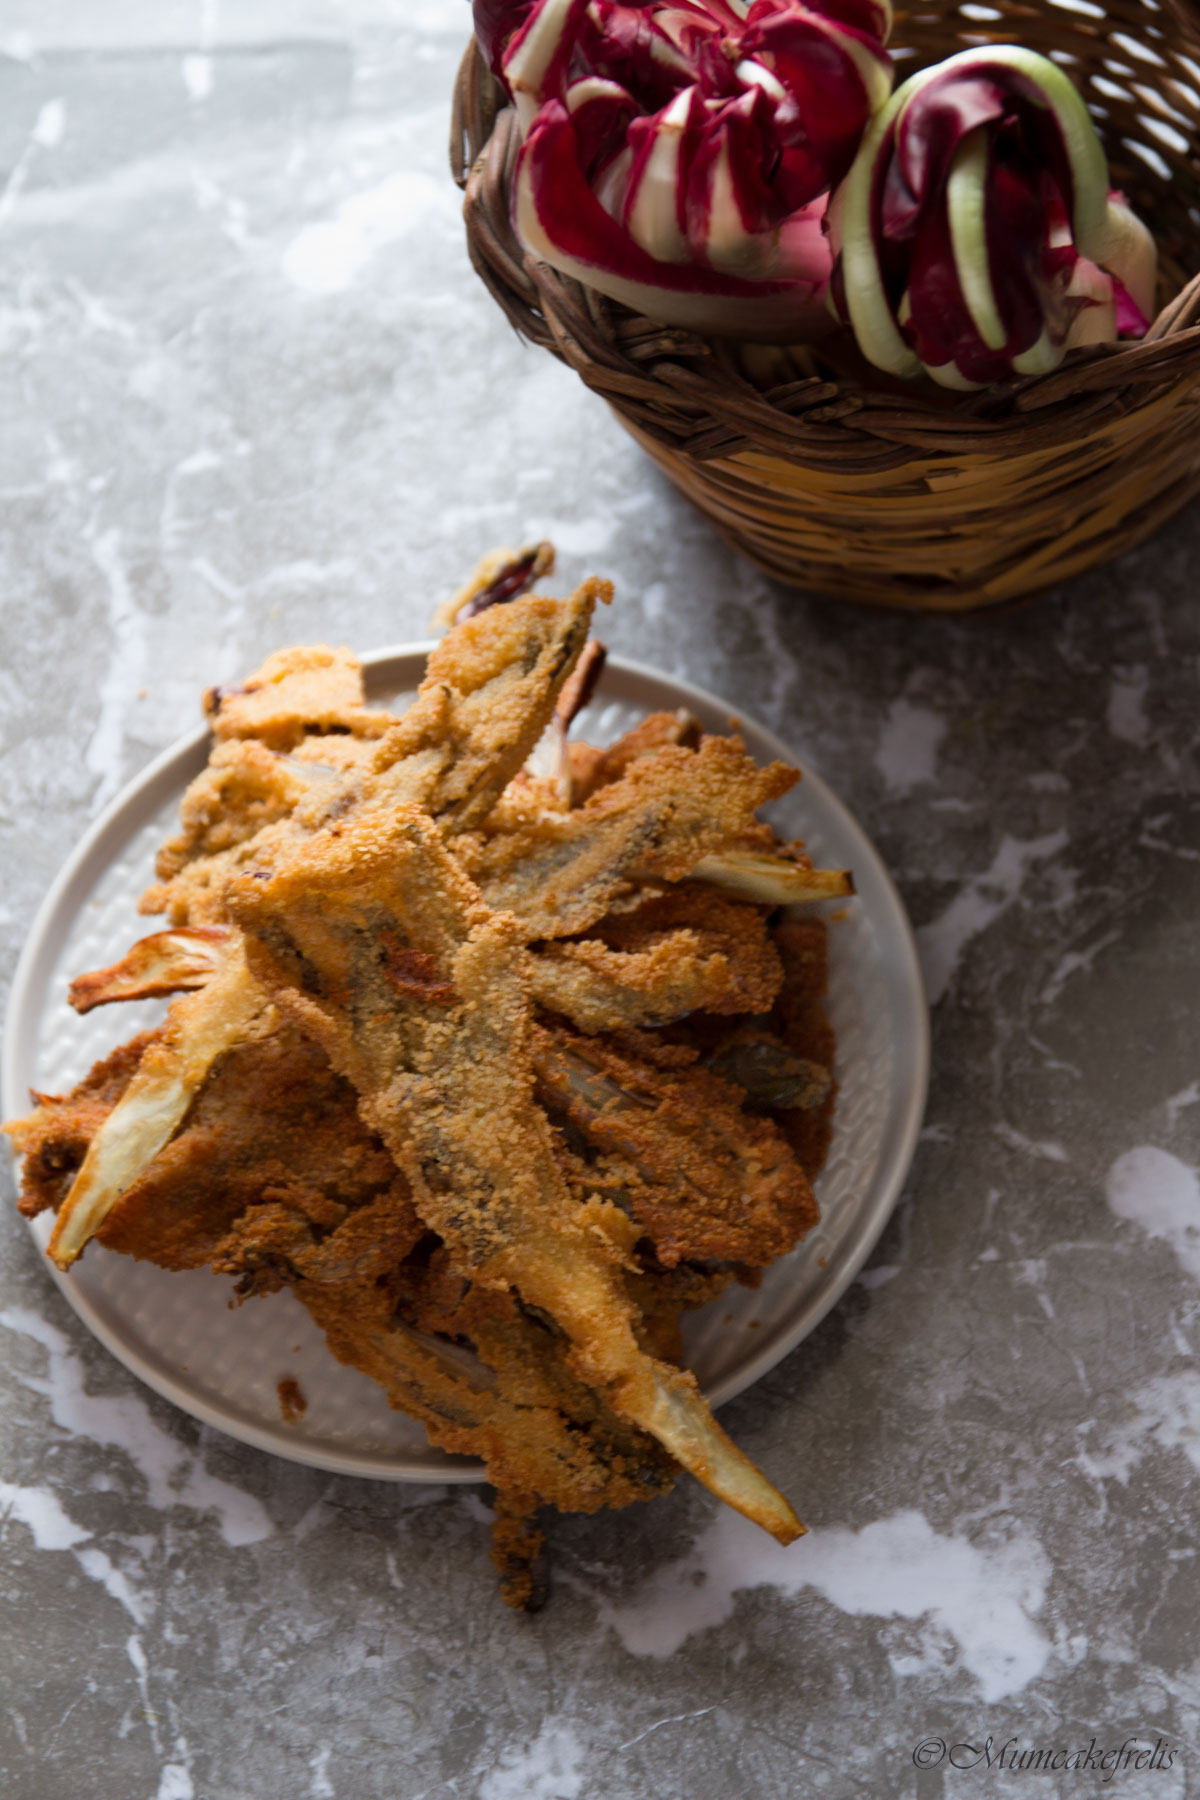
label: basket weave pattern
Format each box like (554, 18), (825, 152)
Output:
(452, 1), (1200, 611)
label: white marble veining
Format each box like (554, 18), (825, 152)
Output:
(1, 1308), (274, 1546)
(587, 1507), (1051, 1703)
(1107, 1147), (1200, 1280)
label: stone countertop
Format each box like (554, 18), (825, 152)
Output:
(2, 7), (1199, 1798)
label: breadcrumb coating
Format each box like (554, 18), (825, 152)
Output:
(6, 557), (844, 1605)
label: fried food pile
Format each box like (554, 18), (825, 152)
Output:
(5, 547), (851, 1607)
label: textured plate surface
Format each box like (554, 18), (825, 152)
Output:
(3, 648), (929, 1482)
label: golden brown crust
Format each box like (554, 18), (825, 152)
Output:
(462, 735), (797, 939)
(68, 928), (231, 1014)
(534, 1019), (818, 1268)
(117, 1029), (409, 1269)
(144, 587), (604, 925)
(528, 887), (782, 1033)
(229, 804), (804, 1547)
(8, 577), (837, 1603)
(295, 1276), (676, 1518)
(13, 1023), (678, 1525)
(204, 645), (391, 748)
(368, 583), (605, 837)
(490, 1499), (547, 1613)
(143, 740), (320, 923)
(571, 709), (702, 803)
(6, 1034), (159, 1219)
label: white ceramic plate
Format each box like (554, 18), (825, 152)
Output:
(3, 649), (929, 1482)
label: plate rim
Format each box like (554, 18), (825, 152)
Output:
(3, 643), (929, 1483)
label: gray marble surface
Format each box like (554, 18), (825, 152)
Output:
(2, 6), (1200, 1798)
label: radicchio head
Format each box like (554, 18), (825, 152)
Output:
(479, 0), (895, 340)
(827, 45), (1157, 387)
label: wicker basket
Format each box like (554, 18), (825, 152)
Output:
(452, 1), (1200, 611)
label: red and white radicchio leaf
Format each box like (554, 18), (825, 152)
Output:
(479, 0), (895, 341)
(827, 45), (1157, 387)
